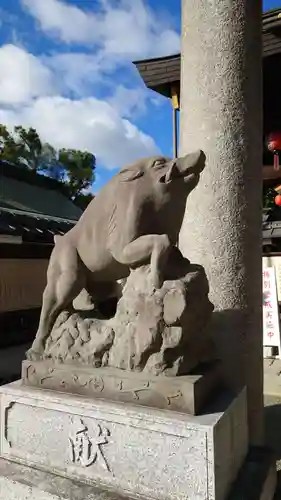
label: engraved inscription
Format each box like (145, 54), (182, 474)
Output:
(23, 363), (186, 411)
(22, 361), (196, 413)
(89, 376), (104, 392)
(116, 379), (150, 400)
(166, 390), (183, 406)
(3, 401), (15, 449)
(69, 418), (110, 471)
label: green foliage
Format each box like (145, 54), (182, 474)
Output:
(0, 124), (23, 166)
(14, 125), (43, 170)
(263, 187), (277, 210)
(58, 149), (95, 197)
(0, 124), (96, 201)
(40, 143), (65, 182)
(73, 192), (94, 210)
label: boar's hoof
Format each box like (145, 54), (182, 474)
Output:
(26, 345), (44, 361)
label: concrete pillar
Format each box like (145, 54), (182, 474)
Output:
(179, 0), (263, 445)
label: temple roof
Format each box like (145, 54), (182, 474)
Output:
(0, 207), (75, 245)
(0, 160), (79, 246)
(134, 7), (281, 99)
(0, 160), (83, 221)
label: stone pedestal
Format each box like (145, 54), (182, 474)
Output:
(0, 450), (277, 500)
(0, 381), (249, 500)
(21, 360), (221, 415)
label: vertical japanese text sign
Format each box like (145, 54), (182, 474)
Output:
(263, 267), (281, 355)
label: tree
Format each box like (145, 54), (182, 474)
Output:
(263, 187), (276, 210)
(13, 126), (43, 171)
(0, 124), (23, 165)
(0, 124), (96, 200)
(73, 192), (94, 210)
(58, 149), (96, 197)
(0, 125), (43, 170)
(40, 143), (65, 182)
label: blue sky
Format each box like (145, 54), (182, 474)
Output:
(0, 0), (279, 192)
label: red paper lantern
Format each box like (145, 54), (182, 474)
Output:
(275, 194), (281, 206)
(267, 132), (281, 171)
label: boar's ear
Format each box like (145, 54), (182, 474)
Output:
(118, 168), (144, 182)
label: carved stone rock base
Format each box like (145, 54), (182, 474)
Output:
(22, 360), (221, 415)
(0, 381), (248, 500)
(33, 259), (214, 378)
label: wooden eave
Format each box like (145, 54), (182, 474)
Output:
(133, 54), (180, 98)
(263, 165), (281, 181)
(134, 7), (281, 97)
(0, 206), (76, 245)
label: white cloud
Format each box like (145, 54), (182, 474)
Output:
(21, 0), (97, 44)
(1, 0), (174, 171)
(0, 45), (159, 169)
(17, 0), (178, 138)
(0, 44), (55, 104)
(43, 52), (116, 97)
(0, 96), (159, 169)
(21, 0), (180, 59)
(107, 85), (149, 118)
(42, 51), (167, 111)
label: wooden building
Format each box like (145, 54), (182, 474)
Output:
(134, 7), (281, 169)
(134, 7), (281, 251)
(0, 160), (81, 380)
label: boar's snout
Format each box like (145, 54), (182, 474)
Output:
(175, 150), (206, 177)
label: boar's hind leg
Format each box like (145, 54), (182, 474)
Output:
(111, 234), (171, 289)
(27, 246), (84, 360)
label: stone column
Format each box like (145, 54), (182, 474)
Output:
(179, 0), (263, 445)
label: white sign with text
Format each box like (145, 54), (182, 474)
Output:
(263, 266), (281, 355)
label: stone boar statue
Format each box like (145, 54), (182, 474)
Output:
(27, 150), (206, 359)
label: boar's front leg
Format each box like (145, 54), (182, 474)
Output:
(111, 234), (171, 288)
